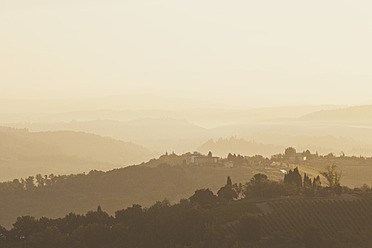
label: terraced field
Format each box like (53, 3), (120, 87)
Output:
(260, 197), (372, 237)
(223, 195), (372, 238)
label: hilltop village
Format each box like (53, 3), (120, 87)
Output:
(146, 147), (368, 170)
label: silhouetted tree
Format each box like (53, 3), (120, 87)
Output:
(85, 209), (112, 226)
(35, 174), (44, 187)
(313, 176), (322, 190)
(251, 173), (268, 183)
(284, 147), (297, 158)
(320, 164), (341, 188)
(0, 225), (8, 244)
(303, 173), (312, 188)
(217, 177), (238, 203)
(12, 216), (40, 240)
(245, 174), (282, 198)
(284, 167), (302, 188)
(226, 176), (232, 186)
(25, 176), (35, 190)
(335, 184), (343, 195)
(59, 213), (84, 235)
(115, 204), (143, 225)
(189, 189), (216, 208)
(71, 223), (112, 248)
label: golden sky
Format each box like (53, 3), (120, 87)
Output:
(1, 0), (371, 107)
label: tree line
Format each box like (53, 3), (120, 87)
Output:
(2, 164), (371, 248)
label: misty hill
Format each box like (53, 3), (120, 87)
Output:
(5, 119), (209, 153)
(197, 137), (284, 157)
(0, 127), (154, 181)
(6, 112), (372, 157)
(300, 105), (372, 122)
(0, 104), (341, 124)
(0, 94), (231, 115)
(210, 123), (372, 156)
(7, 115), (372, 157)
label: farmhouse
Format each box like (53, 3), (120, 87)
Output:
(186, 152), (220, 165)
(289, 153), (307, 162)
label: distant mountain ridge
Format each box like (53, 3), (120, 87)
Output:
(0, 104), (341, 123)
(299, 105), (372, 122)
(4, 119), (209, 154)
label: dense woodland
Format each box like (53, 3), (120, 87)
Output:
(1, 168), (372, 248)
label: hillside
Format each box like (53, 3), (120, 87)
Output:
(0, 165), (253, 228)
(0, 152), (280, 228)
(2, 184), (372, 248)
(0, 127), (154, 181)
(1, 150), (372, 229)
(300, 105), (372, 122)
(222, 196), (372, 241)
(4, 119), (209, 154)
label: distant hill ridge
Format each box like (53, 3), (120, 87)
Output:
(300, 105), (372, 122)
(0, 126), (155, 181)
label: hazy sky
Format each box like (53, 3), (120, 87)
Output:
(1, 0), (372, 107)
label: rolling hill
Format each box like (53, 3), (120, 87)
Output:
(1, 149), (372, 229)
(222, 195), (372, 241)
(299, 105), (372, 122)
(0, 126), (155, 181)
(4, 119), (209, 153)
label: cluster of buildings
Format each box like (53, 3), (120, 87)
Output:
(185, 152), (220, 165)
(288, 153), (307, 162)
(185, 152), (235, 168)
